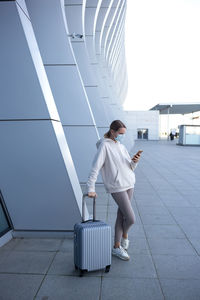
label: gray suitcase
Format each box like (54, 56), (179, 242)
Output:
(74, 193), (111, 276)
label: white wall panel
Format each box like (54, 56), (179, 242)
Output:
(0, 120), (83, 231)
(0, 1), (87, 236)
(45, 66), (95, 125)
(0, 3), (52, 120)
(63, 125), (103, 183)
(26, 0), (75, 64)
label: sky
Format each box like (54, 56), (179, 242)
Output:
(123, 0), (200, 111)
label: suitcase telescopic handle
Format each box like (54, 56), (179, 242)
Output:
(82, 193), (96, 222)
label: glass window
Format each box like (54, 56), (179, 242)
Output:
(137, 129), (148, 140)
(186, 126), (200, 135)
(0, 196), (11, 238)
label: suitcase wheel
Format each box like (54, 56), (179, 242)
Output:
(79, 269), (86, 277)
(105, 265), (111, 273)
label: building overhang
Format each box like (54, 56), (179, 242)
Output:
(150, 103), (200, 114)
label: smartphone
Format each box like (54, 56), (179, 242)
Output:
(136, 150), (143, 156)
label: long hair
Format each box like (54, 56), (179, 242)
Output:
(104, 120), (127, 138)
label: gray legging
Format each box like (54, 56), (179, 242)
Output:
(111, 188), (136, 244)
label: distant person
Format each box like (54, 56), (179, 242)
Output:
(169, 132), (174, 140)
(170, 129), (176, 140)
(87, 120), (142, 261)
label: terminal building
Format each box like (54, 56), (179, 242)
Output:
(0, 0), (137, 245)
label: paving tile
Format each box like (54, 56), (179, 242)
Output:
(59, 237), (74, 252)
(160, 279), (200, 300)
(152, 254), (200, 279)
(134, 191), (157, 197)
(140, 213), (176, 225)
(101, 277), (164, 300)
(143, 225), (185, 239)
(0, 238), (20, 252)
(104, 254), (157, 279)
(14, 238), (62, 252)
(124, 238), (150, 255)
(173, 215), (200, 226)
(180, 224), (200, 239)
(135, 199), (165, 207)
(35, 275), (101, 300)
(177, 189), (199, 196)
(147, 238), (197, 255)
(0, 274), (43, 300)
(158, 192), (185, 199)
(48, 251), (103, 277)
(186, 198), (200, 207)
(189, 239), (200, 255)
(137, 205), (170, 215)
(169, 207), (200, 217)
(0, 250), (14, 264)
(135, 195), (162, 201)
(161, 199), (192, 207)
(0, 251), (55, 274)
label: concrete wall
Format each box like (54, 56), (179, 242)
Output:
(124, 111), (160, 141)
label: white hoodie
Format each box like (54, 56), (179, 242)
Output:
(87, 138), (138, 194)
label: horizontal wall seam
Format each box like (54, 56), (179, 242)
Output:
(65, 4), (82, 7)
(0, 119), (60, 122)
(44, 64), (76, 66)
(62, 125), (96, 127)
(84, 85), (98, 88)
(86, 6), (118, 8)
(71, 41), (84, 43)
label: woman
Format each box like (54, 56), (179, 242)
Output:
(87, 120), (142, 261)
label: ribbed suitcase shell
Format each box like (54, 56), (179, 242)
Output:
(74, 220), (111, 272)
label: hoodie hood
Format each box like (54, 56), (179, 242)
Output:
(96, 137), (116, 149)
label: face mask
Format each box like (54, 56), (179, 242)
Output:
(114, 134), (125, 142)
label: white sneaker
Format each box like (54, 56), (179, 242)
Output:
(121, 237), (130, 251)
(112, 246), (130, 260)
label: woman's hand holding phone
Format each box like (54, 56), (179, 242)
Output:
(132, 150), (143, 163)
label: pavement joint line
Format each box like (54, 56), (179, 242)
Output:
(35, 273), (103, 278)
(2, 250), (62, 253)
(138, 160), (200, 257)
(0, 271), (186, 280)
(134, 168), (166, 300)
(0, 272), (46, 276)
(33, 250), (59, 299)
(98, 275), (103, 300)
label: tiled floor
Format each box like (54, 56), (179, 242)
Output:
(0, 140), (200, 300)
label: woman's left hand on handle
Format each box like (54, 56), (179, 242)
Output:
(88, 192), (98, 198)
